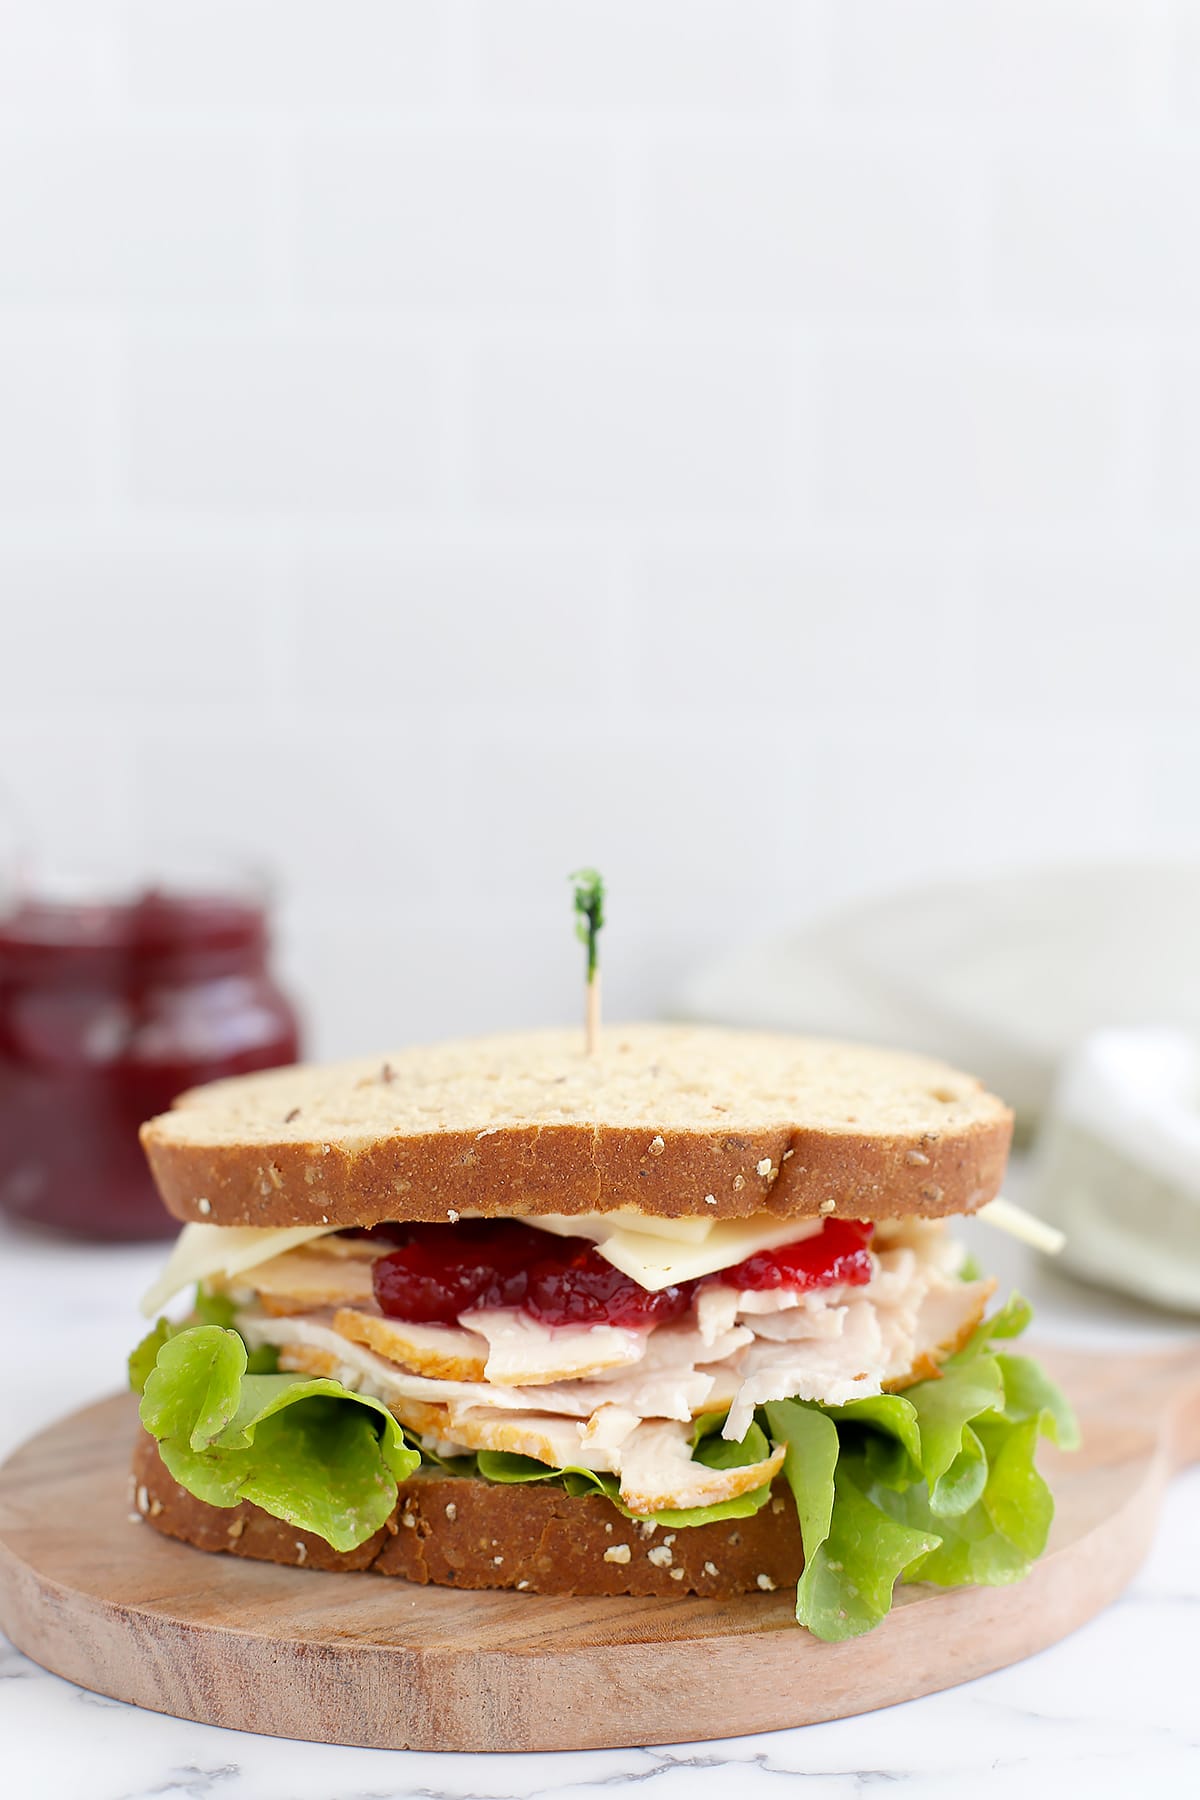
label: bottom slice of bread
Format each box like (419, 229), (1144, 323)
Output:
(131, 1433), (804, 1600)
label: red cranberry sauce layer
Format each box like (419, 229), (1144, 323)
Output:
(369, 1216), (874, 1330)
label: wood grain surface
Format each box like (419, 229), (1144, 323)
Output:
(1, 1343), (1197, 1753)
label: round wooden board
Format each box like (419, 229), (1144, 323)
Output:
(1, 1345), (1197, 1753)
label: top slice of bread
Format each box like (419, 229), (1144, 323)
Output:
(140, 1025), (1012, 1229)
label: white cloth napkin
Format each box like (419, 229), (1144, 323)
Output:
(1031, 1028), (1200, 1313)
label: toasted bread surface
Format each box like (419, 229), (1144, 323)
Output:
(141, 1024), (1012, 1228)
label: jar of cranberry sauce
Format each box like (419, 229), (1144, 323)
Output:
(0, 880), (301, 1240)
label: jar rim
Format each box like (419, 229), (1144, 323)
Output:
(0, 887), (271, 979)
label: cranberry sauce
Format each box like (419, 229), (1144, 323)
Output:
(371, 1219), (692, 1329)
(718, 1218), (875, 1293)
(372, 1220), (549, 1323)
(370, 1216), (874, 1330)
(525, 1245), (693, 1329)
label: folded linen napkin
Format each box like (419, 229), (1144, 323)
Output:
(1031, 1028), (1200, 1314)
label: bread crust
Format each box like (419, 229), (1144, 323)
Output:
(131, 1434), (803, 1599)
(140, 1027), (1012, 1229)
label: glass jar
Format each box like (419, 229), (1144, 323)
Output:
(0, 873), (302, 1240)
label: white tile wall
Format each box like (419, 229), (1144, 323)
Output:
(0, 332), (107, 510)
(0, 1), (118, 111)
(984, 147), (1200, 323)
(642, 135), (966, 318)
(290, 543), (623, 713)
(0, 0), (1196, 1057)
(469, 338), (795, 519)
(294, 131), (621, 315)
(0, 127), (271, 307)
(825, 2), (1143, 117)
(1, 541), (276, 706)
(471, 1), (817, 113)
(124, 2), (453, 112)
(632, 544), (969, 718)
(125, 330), (446, 511)
(1173, 4), (1200, 118)
(1152, 352), (1200, 517)
(813, 343), (1132, 523)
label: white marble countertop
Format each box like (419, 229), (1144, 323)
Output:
(2, 1180), (1197, 1800)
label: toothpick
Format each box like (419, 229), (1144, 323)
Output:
(570, 868), (605, 1054)
(586, 971), (601, 1056)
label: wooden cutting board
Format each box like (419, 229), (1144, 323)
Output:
(0, 1343), (1196, 1753)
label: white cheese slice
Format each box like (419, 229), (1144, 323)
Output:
(524, 1210), (714, 1246)
(977, 1196), (1066, 1256)
(597, 1213), (826, 1292)
(603, 1211), (715, 1245)
(139, 1222), (339, 1318)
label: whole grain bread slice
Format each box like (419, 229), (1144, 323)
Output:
(140, 1024), (1012, 1229)
(131, 1433), (804, 1598)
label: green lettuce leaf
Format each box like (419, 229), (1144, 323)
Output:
(874, 1417), (1053, 1587)
(799, 1455), (943, 1638)
(763, 1399), (839, 1551)
(905, 1356), (1004, 1489)
(763, 1295), (1074, 1640)
(193, 1284), (279, 1370)
(127, 1283), (277, 1395)
(128, 1318), (173, 1395)
(825, 1392), (923, 1468)
(928, 1423), (988, 1516)
(139, 1325), (420, 1551)
(994, 1352), (1082, 1450)
(957, 1289), (1033, 1353)
(192, 1286), (238, 1329)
